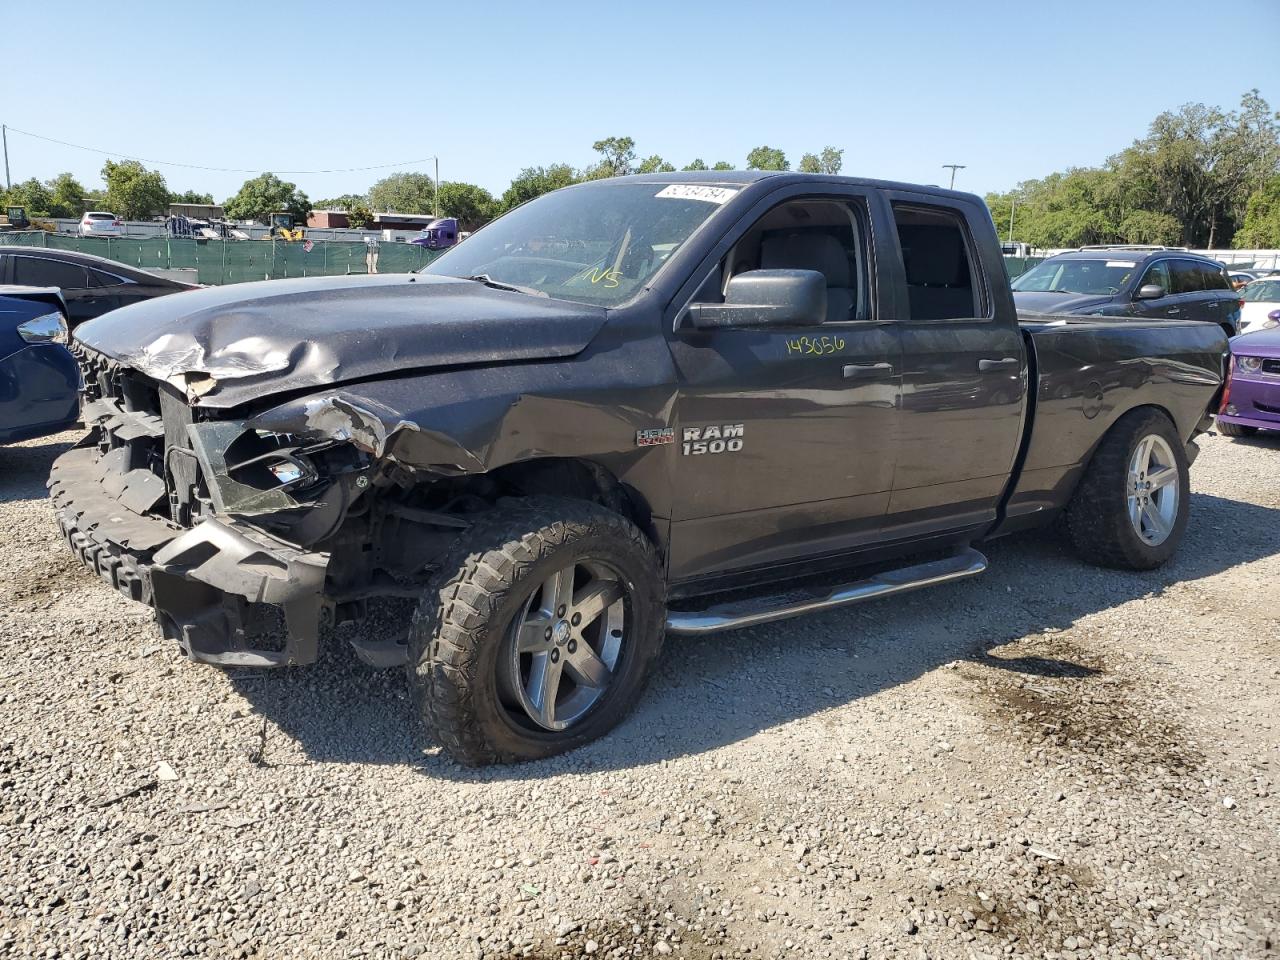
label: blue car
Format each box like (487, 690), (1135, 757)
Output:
(0, 286), (80, 444)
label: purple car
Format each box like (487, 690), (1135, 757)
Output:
(1217, 328), (1280, 437)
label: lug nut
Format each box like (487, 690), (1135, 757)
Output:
(571, 613), (581, 626)
(544, 627), (553, 641)
(567, 640), (578, 654)
(550, 649), (560, 663)
(557, 605), (566, 617)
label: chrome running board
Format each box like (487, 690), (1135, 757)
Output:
(665, 547), (988, 636)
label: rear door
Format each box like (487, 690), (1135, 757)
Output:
(881, 193), (1028, 540)
(1127, 259), (1181, 320)
(1167, 259), (1214, 324)
(1193, 261), (1237, 333)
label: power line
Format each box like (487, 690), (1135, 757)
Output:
(1, 123), (435, 175)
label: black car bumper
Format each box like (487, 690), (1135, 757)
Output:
(50, 443), (328, 667)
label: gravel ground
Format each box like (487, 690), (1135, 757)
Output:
(1, 429), (1277, 960)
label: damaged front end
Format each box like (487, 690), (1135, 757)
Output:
(50, 345), (473, 669)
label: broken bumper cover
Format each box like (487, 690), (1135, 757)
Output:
(50, 444), (329, 667)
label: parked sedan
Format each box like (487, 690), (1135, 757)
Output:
(0, 247), (197, 328)
(78, 211), (123, 237)
(1012, 248), (1240, 337)
(1217, 328), (1280, 438)
(0, 286), (79, 444)
(1238, 278), (1280, 334)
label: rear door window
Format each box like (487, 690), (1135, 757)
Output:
(87, 267), (127, 287)
(1197, 263), (1231, 291)
(1168, 260), (1204, 295)
(892, 204), (986, 320)
(12, 256), (89, 290)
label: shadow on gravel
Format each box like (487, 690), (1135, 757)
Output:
(0, 436), (76, 504)
(227, 491), (1280, 778)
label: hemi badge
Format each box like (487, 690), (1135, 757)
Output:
(635, 427), (675, 447)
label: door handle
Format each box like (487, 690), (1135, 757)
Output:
(1168, 307), (1181, 315)
(842, 362), (893, 380)
(977, 357), (1020, 372)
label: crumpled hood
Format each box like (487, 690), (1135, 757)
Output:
(1012, 291), (1114, 315)
(73, 273), (607, 409)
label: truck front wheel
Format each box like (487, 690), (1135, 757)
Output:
(1065, 408), (1190, 570)
(408, 498), (665, 766)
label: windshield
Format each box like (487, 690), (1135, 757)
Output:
(421, 182), (737, 305)
(1012, 258), (1138, 295)
(1242, 280), (1280, 302)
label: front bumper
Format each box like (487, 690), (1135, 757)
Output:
(1219, 376), (1280, 432)
(50, 443), (329, 667)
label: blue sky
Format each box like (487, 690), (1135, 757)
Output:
(3, 0), (1277, 204)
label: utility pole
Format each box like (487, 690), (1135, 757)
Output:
(1008, 197), (1016, 243)
(2, 125), (10, 190)
(942, 163), (965, 190)
(434, 156), (440, 219)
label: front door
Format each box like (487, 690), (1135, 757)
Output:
(663, 189), (902, 583)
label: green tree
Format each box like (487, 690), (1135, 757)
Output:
(101, 160), (169, 220)
(368, 172), (436, 214)
(346, 200), (373, 230)
(798, 153), (822, 173)
(712, 161), (735, 171)
(48, 173), (88, 218)
(501, 164), (579, 210)
(1, 178), (55, 217)
(816, 146), (844, 174)
(223, 173), (311, 224)
(636, 155), (676, 174)
(313, 193), (367, 210)
(436, 181), (497, 230)
(587, 136), (636, 178)
(1235, 175), (1280, 247)
(170, 189), (215, 205)
(682, 159), (708, 171)
(746, 146), (789, 171)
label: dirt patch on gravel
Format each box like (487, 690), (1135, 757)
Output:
(0, 549), (84, 604)
(965, 636), (1202, 782)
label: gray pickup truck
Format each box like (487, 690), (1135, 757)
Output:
(50, 172), (1225, 764)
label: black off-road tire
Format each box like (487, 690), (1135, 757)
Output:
(408, 497), (665, 766)
(1215, 418), (1257, 438)
(1064, 408), (1190, 571)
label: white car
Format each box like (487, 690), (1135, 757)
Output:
(78, 212), (123, 238)
(1239, 278), (1280, 334)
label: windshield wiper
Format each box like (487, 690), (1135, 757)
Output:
(464, 274), (548, 298)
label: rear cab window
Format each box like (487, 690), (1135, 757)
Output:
(891, 203), (987, 320)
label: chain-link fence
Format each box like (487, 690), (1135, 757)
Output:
(1, 232), (443, 284)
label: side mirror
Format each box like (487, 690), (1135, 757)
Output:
(687, 269), (826, 330)
(1136, 283), (1165, 300)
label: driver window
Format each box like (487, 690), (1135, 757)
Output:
(696, 198), (871, 323)
(1139, 260), (1170, 294)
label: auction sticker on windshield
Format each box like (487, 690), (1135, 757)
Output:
(655, 184), (739, 204)
(1106, 260), (1137, 268)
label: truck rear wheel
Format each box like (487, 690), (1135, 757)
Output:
(1065, 408), (1190, 570)
(408, 497), (665, 766)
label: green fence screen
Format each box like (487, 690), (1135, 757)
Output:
(2, 232), (443, 285)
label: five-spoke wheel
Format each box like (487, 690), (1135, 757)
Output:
(502, 561), (626, 731)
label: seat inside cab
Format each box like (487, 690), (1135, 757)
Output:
(714, 200), (870, 323)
